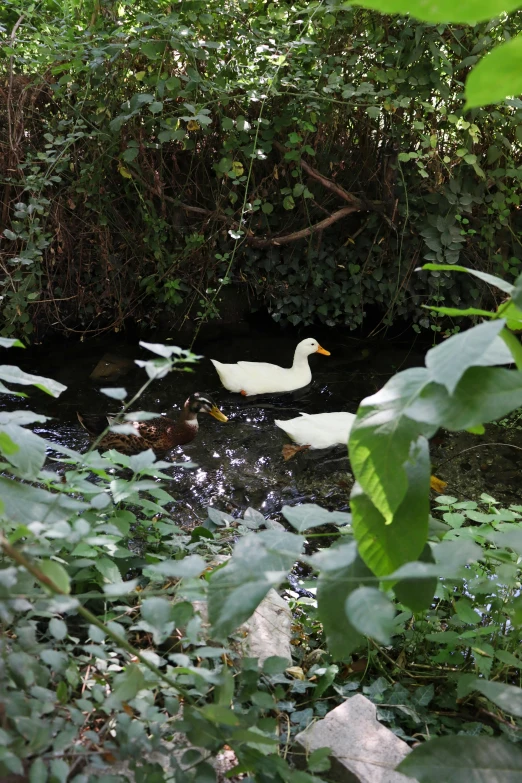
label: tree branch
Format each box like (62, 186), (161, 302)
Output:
(246, 206), (358, 247)
(273, 140), (366, 210)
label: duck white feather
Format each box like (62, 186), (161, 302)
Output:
(274, 411), (356, 449)
(211, 338), (330, 396)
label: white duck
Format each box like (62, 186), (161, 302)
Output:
(274, 411), (356, 459)
(210, 338), (330, 396)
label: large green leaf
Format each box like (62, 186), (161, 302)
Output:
(281, 504), (352, 532)
(421, 264), (515, 296)
(39, 560), (71, 594)
(463, 678), (522, 717)
(351, 436), (430, 576)
(345, 586), (396, 645)
(397, 736), (522, 782)
(465, 35), (522, 110)
(316, 552), (375, 660)
(349, 368), (434, 524)
(0, 366), (67, 397)
(393, 543), (437, 612)
(425, 320), (509, 395)
(0, 424), (48, 478)
(351, 0), (522, 24)
(0, 476), (87, 525)
(406, 367), (522, 430)
(208, 530), (304, 638)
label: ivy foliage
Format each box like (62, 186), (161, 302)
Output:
(1, 0), (522, 337)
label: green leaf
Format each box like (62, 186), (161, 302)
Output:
(351, 436), (430, 576)
(95, 557), (122, 584)
(0, 423), (48, 478)
(316, 552), (375, 660)
(407, 368), (522, 431)
(465, 35), (522, 110)
(141, 42), (166, 60)
(146, 554), (207, 579)
(345, 586), (396, 645)
(397, 736), (522, 782)
(39, 561), (71, 594)
(495, 649), (522, 669)
(467, 679), (522, 717)
(49, 618), (67, 640)
(425, 320), (508, 395)
(208, 530), (304, 638)
(103, 578), (139, 597)
(455, 598), (481, 625)
(488, 528), (522, 556)
(139, 596), (175, 644)
(351, 0), (522, 23)
(0, 338), (24, 348)
(394, 543), (437, 611)
(421, 264), (514, 296)
(100, 387), (127, 400)
(511, 273), (522, 309)
(307, 747), (332, 774)
(0, 476), (87, 525)
(0, 366), (66, 397)
(283, 195), (295, 210)
(106, 664), (146, 709)
(424, 306), (494, 318)
(349, 368), (434, 524)
(387, 538), (482, 581)
(281, 504), (351, 532)
(0, 431), (19, 455)
(500, 328), (522, 370)
(29, 758), (48, 783)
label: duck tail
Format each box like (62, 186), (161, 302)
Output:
(77, 411), (108, 437)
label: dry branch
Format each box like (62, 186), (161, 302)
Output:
(246, 206), (359, 247)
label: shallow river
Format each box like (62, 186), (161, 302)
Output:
(2, 328), (522, 521)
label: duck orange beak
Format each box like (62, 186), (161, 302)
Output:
(209, 405), (228, 422)
(316, 345), (331, 356)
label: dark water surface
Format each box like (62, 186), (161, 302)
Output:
(2, 328), (522, 521)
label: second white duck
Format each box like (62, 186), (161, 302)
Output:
(211, 338), (330, 396)
(274, 411), (356, 459)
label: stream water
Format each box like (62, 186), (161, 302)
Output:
(2, 327), (522, 522)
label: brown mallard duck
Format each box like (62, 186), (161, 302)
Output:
(77, 393), (227, 455)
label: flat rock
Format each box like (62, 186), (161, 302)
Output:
(90, 352), (135, 381)
(242, 587), (293, 666)
(295, 694), (417, 783)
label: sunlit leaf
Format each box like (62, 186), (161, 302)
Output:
(425, 320), (509, 395)
(349, 368), (435, 524)
(465, 35), (522, 110)
(351, 436), (430, 575)
(352, 0), (521, 23)
(0, 366), (66, 397)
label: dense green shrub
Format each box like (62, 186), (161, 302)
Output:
(1, 0), (522, 338)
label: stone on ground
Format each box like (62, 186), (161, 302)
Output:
(295, 693), (417, 783)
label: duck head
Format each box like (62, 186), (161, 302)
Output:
(295, 338), (331, 359)
(184, 393), (228, 422)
